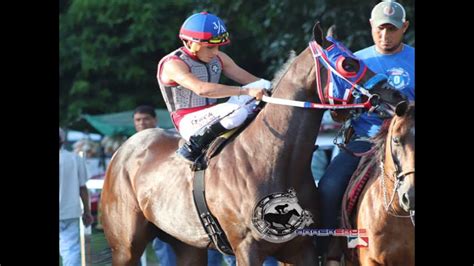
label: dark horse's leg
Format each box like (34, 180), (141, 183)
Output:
(171, 240), (207, 266)
(233, 235), (265, 266)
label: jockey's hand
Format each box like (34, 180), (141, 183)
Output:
(248, 88), (265, 101)
(259, 78), (272, 92)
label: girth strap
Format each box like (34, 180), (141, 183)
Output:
(192, 168), (234, 255)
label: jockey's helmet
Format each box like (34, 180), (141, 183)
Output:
(179, 12), (230, 46)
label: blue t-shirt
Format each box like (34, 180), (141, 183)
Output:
(352, 44), (415, 137)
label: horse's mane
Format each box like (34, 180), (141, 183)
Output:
(371, 119), (392, 161)
(271, 50), (297, 86)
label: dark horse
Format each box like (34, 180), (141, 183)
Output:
(264, 209), (300, 228)
(100, 22), (406, 265)
(338, 103), (414, 266)
(275, 204), (289, 214)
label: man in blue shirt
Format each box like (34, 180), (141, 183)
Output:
(318, 1), (414, 264)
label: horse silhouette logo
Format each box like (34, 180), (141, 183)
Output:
(274, 203), (288, 214)
(264, 208), (300, 228)
(251, 188), (314, 243)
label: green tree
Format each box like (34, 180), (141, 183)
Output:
(60, 0), (414, 130)
(60, 0), (193, 126)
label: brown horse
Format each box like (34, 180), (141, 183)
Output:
(345, 103), (415, 266)
(100, 22), (407, 266)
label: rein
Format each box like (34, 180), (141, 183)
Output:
(262, 40), (383, 111)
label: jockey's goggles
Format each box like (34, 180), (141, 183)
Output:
(206, 32), (230, 44)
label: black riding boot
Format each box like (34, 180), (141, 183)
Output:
(177, 123), (228, 163)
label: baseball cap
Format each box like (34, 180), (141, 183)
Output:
(370, 1), (406, 29)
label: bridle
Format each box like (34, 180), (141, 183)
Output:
(380, 117), (415, 226)
(262, 39), (387, 112)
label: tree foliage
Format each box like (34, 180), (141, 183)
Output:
(60, 0), (414, 129)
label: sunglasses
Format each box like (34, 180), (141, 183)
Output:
(206, 32), (229, 44)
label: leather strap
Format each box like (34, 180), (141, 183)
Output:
(192, 169), (234, 255)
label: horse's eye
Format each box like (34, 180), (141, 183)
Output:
(343, 59), (357, 72)
(336, 57), (359, 77)
(392, 136), (401, 145)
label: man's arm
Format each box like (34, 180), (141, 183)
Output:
(161, 58), (264, 100)
(80, 186), (93, 226)
(75, 155), (93, 227)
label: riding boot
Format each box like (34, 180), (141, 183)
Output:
(177, 123), (228, 163)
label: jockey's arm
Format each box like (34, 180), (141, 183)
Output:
(218, 51), (260, 85)
(161, 59), (263, 100)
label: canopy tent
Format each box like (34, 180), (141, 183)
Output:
(79, 109), (339, 137)
(82, 109), (174, 137)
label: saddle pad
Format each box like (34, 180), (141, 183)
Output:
(341, 154), (377, 229)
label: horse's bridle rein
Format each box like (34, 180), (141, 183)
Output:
(261, 41), (386, 111)
(380, 117), (415, 225)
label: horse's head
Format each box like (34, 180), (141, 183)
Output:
(387, 102), (415, 212)
(311, 22), (407, 118)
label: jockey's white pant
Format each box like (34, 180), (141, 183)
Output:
(178, 95), (256, 141)
(178, 79), (271, 141)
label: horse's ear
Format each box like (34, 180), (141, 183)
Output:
(312, 21), (324, 44)
(312, 21), (331, 48)
(327, 24), (337, 39)
(395, 101), (409, 117)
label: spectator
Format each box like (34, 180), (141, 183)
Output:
(318, 1), (414, 264)
(59, 127), (94, 265)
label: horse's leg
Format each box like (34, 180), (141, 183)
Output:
(104, 212), (153, 266)
(233, 235), (264, 266)
(273, 237), (318, 266)
(101, 176), (155, 265)
(324, 236), (344, 265)
(169, 240), (207, 266)
(357, 248), (379, 266)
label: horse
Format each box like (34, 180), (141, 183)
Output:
(341, 103), (415, 265)
(275, 204), (289, 214)
(100, 22), (407, 266)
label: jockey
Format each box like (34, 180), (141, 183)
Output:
(157, 12), (271, 163)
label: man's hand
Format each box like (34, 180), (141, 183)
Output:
(82, 211), (94, 227)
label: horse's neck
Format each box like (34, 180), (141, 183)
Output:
(238, 50), (324, 186)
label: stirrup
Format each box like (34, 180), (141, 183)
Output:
(176, 143), (200, 163)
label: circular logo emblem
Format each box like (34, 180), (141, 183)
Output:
(383, 6), (395, 16)
(251, 188), (314, 243)
(386, 67), (410, 90)
(210, 63), (219, 74)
